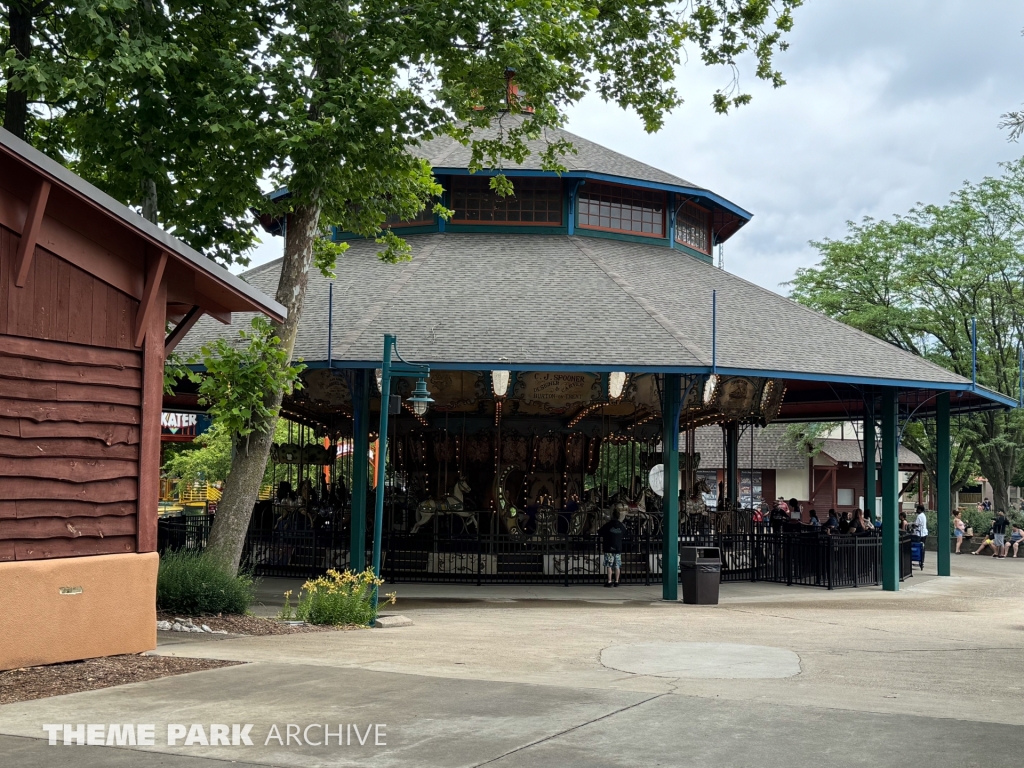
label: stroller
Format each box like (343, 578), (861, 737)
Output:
(910, 539), (925, 570)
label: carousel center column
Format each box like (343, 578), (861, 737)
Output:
(662, 373), (681, 601)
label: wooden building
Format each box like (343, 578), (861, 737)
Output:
(694, 424), (926, 517)
(0, 128), (283, 671)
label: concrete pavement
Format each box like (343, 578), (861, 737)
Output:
(1, 554), (1022, 767)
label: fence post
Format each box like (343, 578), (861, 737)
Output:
(476, 519), (482, 587)
(563, 530), (570, 587)
(786, 537), (793, 586)
(645, 527), (651, 587)
(827, 536), (833, 590)
(853, 536), (859, 588)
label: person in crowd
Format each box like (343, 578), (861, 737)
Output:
(769, 499), (789, 531)
(849, 508), (873, 534)
(808, 510), (820, 529)
(599, 509), (626, 587)
(984, 498), (992, 511)
(823, 509), (840, 533)
(788, 498), (802, 522)
(991, 509), (1009, 558)
(912, 504), (929, 568)
(898, 511), (909, 532)
(838, 510), (852, 534)
(1008, 525), (1024, 558)
(972, 530), (997, 556)
(976, 501), (984, 514)
(952, 510), (966, 554)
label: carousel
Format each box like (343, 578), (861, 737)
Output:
(171, 115), (1014, 593)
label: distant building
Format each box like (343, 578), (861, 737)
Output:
(694, 422), (925, 518)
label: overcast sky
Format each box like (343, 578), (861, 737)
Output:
(241, 0), (1024, 294)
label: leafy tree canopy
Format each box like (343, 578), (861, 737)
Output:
(788, 159), (1024, 513)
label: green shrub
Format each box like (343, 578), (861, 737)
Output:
(279, 569), (394, 627)
(157, 550), (256, 615)
(922, 507), (1021, 537)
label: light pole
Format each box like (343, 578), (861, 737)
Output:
(372, 334), (432, 616)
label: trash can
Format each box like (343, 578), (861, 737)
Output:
(680, 546), (721, 605)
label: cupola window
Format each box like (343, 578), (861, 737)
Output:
(577, 182), (666, 237)
(675, 201), (711, 254)
(451, 176), (562, 224)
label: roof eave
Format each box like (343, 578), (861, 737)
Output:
(0, 127), (286, 322)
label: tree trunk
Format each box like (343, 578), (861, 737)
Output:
(141, 178), (159, 223)
(204, 200), (322, 573)
(969, 412), (1016, 516)
(4, 2), (33, 139)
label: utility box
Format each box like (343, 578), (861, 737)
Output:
(680, 546), (721, 605)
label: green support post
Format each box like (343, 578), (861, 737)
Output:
(863, 399), (876, 523)
(370, 335), (430, 620)
(662, 373), (681, 601)
(349, 369), (370, 573)
(726, 423), (739, 507)
(881, 388), (899, 591)
(372, 335), (394, 586)
(937, 392), (951, 576)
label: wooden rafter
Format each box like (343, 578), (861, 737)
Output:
(165, 305), (203, 353)
(133, 250), (169, 348)
(14, 178), (51, 287)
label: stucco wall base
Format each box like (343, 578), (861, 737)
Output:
(0, 552), (158, 671)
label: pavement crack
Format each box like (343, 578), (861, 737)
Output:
(470, 693), (666, 767)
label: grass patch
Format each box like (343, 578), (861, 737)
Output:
(157, 550), (256, 615)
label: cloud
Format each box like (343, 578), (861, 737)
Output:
(242, 1), (1024, 296)
(564, 0), (1024, 292)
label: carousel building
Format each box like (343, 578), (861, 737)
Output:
(174, 115), (1015, 594)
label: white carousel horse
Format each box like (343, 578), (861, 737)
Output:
(411, 476), (478, 534)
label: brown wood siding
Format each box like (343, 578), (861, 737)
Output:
(0, 277), (142, 559)
(0, 537), (138, 561)
(1, 224), (138, 350)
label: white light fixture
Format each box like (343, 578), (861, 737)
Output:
(609, 372), (627, 400)
(407, 377), (434, 417)
(703, 374), (719, 407)
(374, 368), (383, 393)
(491, 370), (511, 399)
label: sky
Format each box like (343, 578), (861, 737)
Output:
(241, 0), (1024, 294)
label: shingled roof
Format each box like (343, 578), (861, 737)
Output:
(819, 439), (923, 467)
(182, 232), (996, 406)
(417, 115), (701, 190)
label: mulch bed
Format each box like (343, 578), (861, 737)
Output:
(0, 615), (363, 706)
(156, 611), (357, 635)
(0, 655), (241, 706)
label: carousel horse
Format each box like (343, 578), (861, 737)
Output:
(569, 489), (601, 535)
(633, 488), (664, 537)
(411, 476), (477, 534)
(685, 477), (712, 513)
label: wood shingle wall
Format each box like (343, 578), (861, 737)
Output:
(0, 223), (142, 561)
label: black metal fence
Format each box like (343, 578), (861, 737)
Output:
(158, 516), (913, 590)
